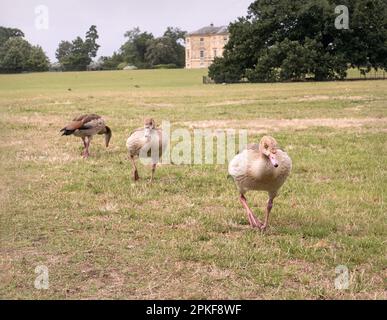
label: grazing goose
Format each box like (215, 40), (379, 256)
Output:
(126, 118), (166, 182)
(60, 114), (112, 158)
(228, 136), (292, 231)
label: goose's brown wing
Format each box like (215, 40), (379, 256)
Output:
(61, 114), (102, 135)
(73, 114), (101, 123)
(60, 119), (84, 135)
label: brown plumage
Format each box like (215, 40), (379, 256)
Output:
(60, 114), (112, 158)
(228, 136), (292, 231)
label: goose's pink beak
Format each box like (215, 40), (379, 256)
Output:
(269, 154), (279, 168)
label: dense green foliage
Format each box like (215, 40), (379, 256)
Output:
(98, 52), (125, 70)
(209, 0), (387, 82)
(0, 26), (49, 73)
(28, 45), (50, 72)
(101, 27), (186, 70)
(55, 25), (100, 71)
(0, 26), (24, 46)
(120, 27), (154, 68)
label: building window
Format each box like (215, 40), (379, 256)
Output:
(213, 49), (217, 57)
(200, 50), (205, 59)
(186, 49), (190, 59)
(223, 36), (228, 41)
(200, 37), (204, 45)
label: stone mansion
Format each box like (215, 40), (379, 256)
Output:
(185, 24), (229, 69)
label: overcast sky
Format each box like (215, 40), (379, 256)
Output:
(0, 0), (252, 61)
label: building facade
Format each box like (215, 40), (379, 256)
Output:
(185, 24), (229, 69)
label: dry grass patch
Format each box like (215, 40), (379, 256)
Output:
(297, 95), (369, 102)
(181, 117), (387, 134)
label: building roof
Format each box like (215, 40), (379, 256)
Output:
(188, 25), (228, 36)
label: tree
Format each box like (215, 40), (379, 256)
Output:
(143, 27), (186, 68)
(145, 37), (179, 66)
(103, 26), (187, 69)
(208, 56), (244, 83)
(337, 0), (387, 72)
(0, 27), (24, 46)
(0, 38), (50, 73)
(64, 37), (90, 71)
(161, 27), (186, 67)
(55, 25), (100, 71)
(0, 26), (49, 73)
(163, 27), (186, 44)
(209, 0), (387, 82)
(120, 27), (154, 68)
(0, 37), (31, 73)
(28, 45), (50, 72)
(55, 40), (73, 62)
(99, 52), (124, 70)
(84, 25), (100, 58)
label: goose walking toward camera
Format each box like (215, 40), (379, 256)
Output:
(126, 118), (167, 182)
(60, 114), (112, 158)
(228, 136), (292, 231)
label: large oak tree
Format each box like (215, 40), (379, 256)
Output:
(209, 0), (387, 82)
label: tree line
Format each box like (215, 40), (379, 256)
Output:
(0, 25), (186, 73)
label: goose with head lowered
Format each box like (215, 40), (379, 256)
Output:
(60, 114), (112, 158)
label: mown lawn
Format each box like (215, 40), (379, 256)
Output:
(0, 69), (386, 299)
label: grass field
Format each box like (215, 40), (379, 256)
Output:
(0, 69), (386, 299)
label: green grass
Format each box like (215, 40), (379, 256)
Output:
(0, 69), (386, 299)
(347, 67), (386, 79)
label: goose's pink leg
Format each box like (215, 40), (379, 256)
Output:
(150, 163), (157, 182)
(239, 194), (263, 228)
(130, 156), (139, 181)
(85, 137), (91, 158)
(261, 198), (274, 231)
(81, 137), (90, 158)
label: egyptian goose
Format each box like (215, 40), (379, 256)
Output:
(60, 114), (112, 158)
(126, 118), (166, 182)
(228, 136), (292, 231)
